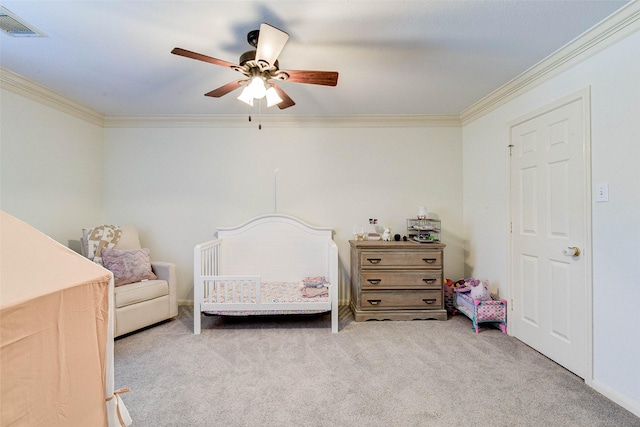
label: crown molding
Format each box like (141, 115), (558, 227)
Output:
(460, 1), (640, 125)
(103, 114), (461, 128)
(1, 65), (458, 128)
(0, 67), (105, 127)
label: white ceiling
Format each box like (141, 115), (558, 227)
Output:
(0, 1), (630, 117)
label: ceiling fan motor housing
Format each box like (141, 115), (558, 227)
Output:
(239, 50), (279, 72)
(247, 29), (260, 47)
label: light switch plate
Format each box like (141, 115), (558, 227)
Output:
(596, 182), (609, 202)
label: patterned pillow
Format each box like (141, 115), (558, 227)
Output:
(84, 224), (122, 265)
(101, 248), (157, 286)
(301, 276), (327, 288)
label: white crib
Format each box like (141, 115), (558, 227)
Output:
(193, 214), (339, 334)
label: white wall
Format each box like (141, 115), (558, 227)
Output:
(0, 88), (104, 247)
(102, 125), (463, 303)
(462, 30), (640, 413)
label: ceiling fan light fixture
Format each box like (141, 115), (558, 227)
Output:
(247, 76), (267, 99)
(237, 86), (254, 106)
(265, 86), (283, 107)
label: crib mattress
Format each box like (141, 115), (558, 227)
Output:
(204, 281), (329, 316)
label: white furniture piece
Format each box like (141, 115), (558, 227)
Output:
(193, 214), (339, 334)
(81, 225), (178, 337)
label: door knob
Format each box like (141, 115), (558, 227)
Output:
(563, 246), (581, 257)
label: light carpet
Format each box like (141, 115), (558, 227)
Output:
(114, 306), (640, 427)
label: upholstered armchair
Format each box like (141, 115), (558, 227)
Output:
(81, 225), (178, 337)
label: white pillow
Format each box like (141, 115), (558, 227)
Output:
(114, 225), (142, 250)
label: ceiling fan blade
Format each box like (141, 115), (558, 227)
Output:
(270, 82), (295, 109)
(171, 47), (238, 69)
(280, 70), (339, 86)
(204, 79), (247, 98)
(255, 23), (289, 68)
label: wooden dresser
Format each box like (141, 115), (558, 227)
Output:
(349, 240), (447, 321)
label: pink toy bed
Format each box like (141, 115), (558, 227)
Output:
(193, 215), (339, 333)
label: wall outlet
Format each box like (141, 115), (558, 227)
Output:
(596, 182), (609, 202)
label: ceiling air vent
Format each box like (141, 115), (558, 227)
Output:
(0, 6), (46, 37)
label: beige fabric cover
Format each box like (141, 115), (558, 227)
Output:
(0, 211), (122, 426)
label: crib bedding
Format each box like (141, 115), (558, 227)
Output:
(204, 280), (329, 316)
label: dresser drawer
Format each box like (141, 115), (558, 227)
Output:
(360, 250), (442, 268)
(360, 290), (442, 310)
(361, 270), (442, 290)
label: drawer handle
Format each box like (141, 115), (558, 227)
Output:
(367, 279), (381, 284)
(422, 278), (437, 284)
(422, 258), (437, 264)
(422, 298), (437, 305)
(366, 258), (382, 264)
(367, 299), (382, 305)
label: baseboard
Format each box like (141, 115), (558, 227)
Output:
(590, 379), (640, 418)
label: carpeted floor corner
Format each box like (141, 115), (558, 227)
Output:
(114, 306), (640, 427)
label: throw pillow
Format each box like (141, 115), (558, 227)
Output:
(85, 225), (122, 265)
(101, 247), (157, 286)
(301, 276), (327, 288)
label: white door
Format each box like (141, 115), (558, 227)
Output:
(510, 91), (590, 378)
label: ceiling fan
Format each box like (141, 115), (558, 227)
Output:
(171, 23), (339, 110)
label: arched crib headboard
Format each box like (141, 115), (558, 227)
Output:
(194, 214), (339, 334)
